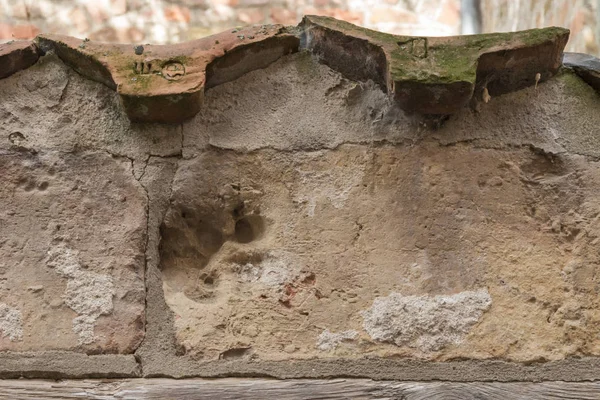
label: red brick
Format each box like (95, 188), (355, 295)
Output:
(126, 26), (145, 42)
(0, 23), (40, 40)
(237, 8), (265, 25)
(270, 7), (297, 25)
(164, 5), (192, 23)
(385, 24), (418, 36)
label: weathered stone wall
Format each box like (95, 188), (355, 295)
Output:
(2, 16), (600, 380)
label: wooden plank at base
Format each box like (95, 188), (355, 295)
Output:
(0, 378), (599, 399)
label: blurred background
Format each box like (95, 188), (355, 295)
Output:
(0, 0), (597, 54)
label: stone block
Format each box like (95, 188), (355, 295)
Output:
(0, 152), (146, 354)
(159, 143), (600, 362)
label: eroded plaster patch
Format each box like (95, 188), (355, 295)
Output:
(46, 243), (114, 345)
(294, 152), (366, 217)
(362, 289), (492, 352)
(236, 251), (301, 288)
(0, 303), (23, 341)
(317, 329), (358, 351)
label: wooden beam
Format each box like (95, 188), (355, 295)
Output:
(0, 378), (599, 399)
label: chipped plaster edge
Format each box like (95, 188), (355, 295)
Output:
(2, 351), (600, 381)
(138, 356), (600, 381)
(0, 352), (141, 378)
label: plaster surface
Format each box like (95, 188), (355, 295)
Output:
(2, 39), (600, 380)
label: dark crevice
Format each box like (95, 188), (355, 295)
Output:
(300, 24), (389, 93)
(205, 36), (300, 89)
(126, 156), (150, 366)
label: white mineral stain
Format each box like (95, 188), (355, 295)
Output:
(46, 243), (114, 345)
(317, 329), (358, 351)
(362, 289), (492, 352)
(237, 252), (300, 287)
(0, 303), (23, 341)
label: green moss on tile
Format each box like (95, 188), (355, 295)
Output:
(303, 15), (567, 86)
(557, 68), (599, 99)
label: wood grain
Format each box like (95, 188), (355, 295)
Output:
(1, 378), (599, 399)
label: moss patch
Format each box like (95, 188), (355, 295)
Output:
(557, 68), (600, 99)
(303, 15), (568, 86)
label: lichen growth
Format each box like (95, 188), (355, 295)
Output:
(392, 44), (477, 84)
(129, 74), (152, 92)
(168, 55), (193, 66)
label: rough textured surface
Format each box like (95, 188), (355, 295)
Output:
(137, 357), (600, 381)
(362, 290), (492, 351)
(317, 330), (359, 351)
(153, 55), (600, 370)
(2, 21), (600, 380)
(0, 53), (181, 160)
(0, 40), (39, 79)
(0, 304), (23, 342)
(18, 16), (570, 122)
(160, 144), (600, 363)
(0, 151), (146, 354)
(37, 25), (299, 123)
(46, 244), (117, 346)
(0, 352), (140, 378)
(563, 52), (600, 92)
(301, 15), (569, 114)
